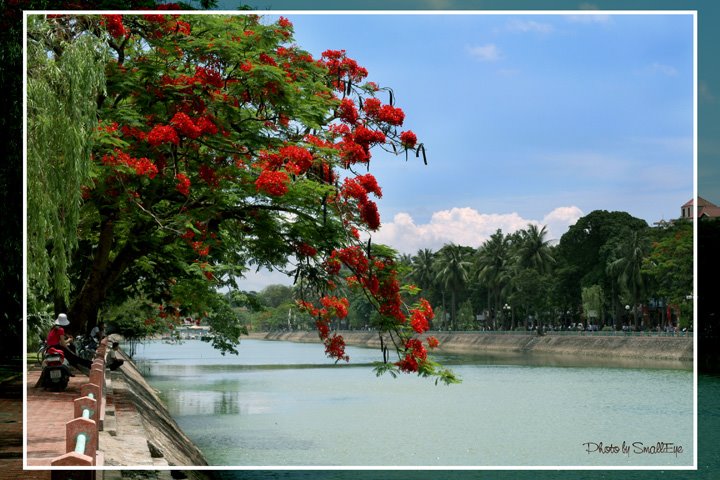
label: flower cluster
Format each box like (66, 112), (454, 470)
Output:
(400, 130), (418, 149)
(297, 298), (350, 363)
(341, 174), (382, 231)
(321, 49), (368, 90)
(198, 164), (219, 188)
(175, 173), (191, 196)
(279, 145), (314, 175)
(147, 125), (180, 147)
(170, 112), (216, 139)
(255, 170), (290, 197)
(160, 65), (224, 92)
(101, 149), (158, 179)
(409, 298), (434, 334)
(101, 15), (127, 39)
(396, 338), (428, 373)
(296, 243), (318, 258)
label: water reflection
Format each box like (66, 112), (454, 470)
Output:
(133, 340), (694, 467)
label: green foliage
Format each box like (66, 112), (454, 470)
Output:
(582, 285), (604, 321)
(643, 220), (693, 305)
(26, 17), (108, 312)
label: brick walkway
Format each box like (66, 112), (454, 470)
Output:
(26, 365), (91, 466)
(0, 371), (49, 480)
(3, 360), (202, 480)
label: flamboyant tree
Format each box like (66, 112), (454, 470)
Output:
(27, 13), (457, 383)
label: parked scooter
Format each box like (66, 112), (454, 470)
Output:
(37, 346), (73, 391)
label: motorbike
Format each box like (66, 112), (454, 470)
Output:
(37, 346), (73, 391)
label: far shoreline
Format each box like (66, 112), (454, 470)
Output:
(248, 330), (694, 371)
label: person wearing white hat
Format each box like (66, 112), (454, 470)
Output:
(45, 313), (92, 373)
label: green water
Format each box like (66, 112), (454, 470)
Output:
(133, 339), (694, 469)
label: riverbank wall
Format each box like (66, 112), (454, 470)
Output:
(252, 331), (694, 368)
(107, 354), (215, 479)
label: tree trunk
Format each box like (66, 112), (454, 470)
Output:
(68, 216), (143, 333)
(450, 290), (456, 331)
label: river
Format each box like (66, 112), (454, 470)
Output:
(131, 338), (694, 468)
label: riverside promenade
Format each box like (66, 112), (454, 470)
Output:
(4, 342), (189, 480)
(14, 336), (213, 480)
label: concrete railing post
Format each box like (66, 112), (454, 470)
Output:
(49, 337), (111, 469)
(74, 395), (99, 425)
(80, 383), (101, 401)
(64, 417), (98, 461)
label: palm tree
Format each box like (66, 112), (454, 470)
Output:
(516, 224), (555, 274)
(410, 248), (436, 293)
(434, 244), (472, 330)
(607, 230), (650, 329)
(514, 224), (555, 333)
(476, 230), (512, 329)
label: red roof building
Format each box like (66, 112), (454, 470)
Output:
(681, 196), (720, 219)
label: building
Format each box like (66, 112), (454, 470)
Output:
(680, 196), (720, 219)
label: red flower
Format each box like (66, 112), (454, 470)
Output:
(410, 309), (429, 334)
(338, 98), (359, 124)
(396, 354), (419, 373)
(278, 16), (293, 29)
(196, 116), (218, 135)
(315, 319), (330, 339)
(377, 105), (405, 126)
(362, 97), (381, 117)
(400, 130), (418, 149)
(353, 124), (386, 147)
(359, 200), (381, 230)
(171, 112), (201, 139)
(324, 334), (349, 362)
(133, 157), (158, 179)
(405, 338), (428, 360)
(198, 165), (219, 187)
(332, 246), (369, 274)
(259, 53), (277, 67)
(427, 336), (440, 349)
(148, 125), (179, 146)
(175, 173), (191, 196)
(296, 243), (318, 257)
(356, 173), (382, 198)
(256, 170), (289, 197)
(320, 296), (350, 319)
(102, 15), (126, 39)
(280, 145), (314, 175)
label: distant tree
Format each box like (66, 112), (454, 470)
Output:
(581, 284), (604, 326)
(607, 229), (651, 329)
(476, 230), (512, 329)
(513, 224), (555, 332)
(257, 285), (295, 309)
(434, 243), (472, 330)
(642, 220), (693, 328)
(557, 210), (649, 323)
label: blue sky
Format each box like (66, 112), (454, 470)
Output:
(239, 11), (695, 289)
(288, 13), (693, 248)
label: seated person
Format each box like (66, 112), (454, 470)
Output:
(106, 342), (125, 371)
(89, 321), (105, 348)
(46, 313), (93, 373)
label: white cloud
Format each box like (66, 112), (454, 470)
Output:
(467, 44), (501, 62)
(504, 19), (555, 34)
(542, 206), (585, 244)
(372, 206), (583, 254)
